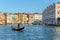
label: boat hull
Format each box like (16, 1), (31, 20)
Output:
(12, 27), (24, 31)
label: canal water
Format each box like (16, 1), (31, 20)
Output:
(0, 24), (60, 40)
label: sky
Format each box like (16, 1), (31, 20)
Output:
(0, 0), (60, 13)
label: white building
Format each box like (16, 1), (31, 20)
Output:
(7, 13), (18, 24)
(42, 2), (60, 25)
(22, 13), (28, 24)
(34, 13), (42, 22)
(28, 14), (34, 24)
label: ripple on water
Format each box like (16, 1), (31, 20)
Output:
(0, 25), (60, 40)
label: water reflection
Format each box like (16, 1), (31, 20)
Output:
(0, 25), (59, 40)
(54, 27), (60, 40)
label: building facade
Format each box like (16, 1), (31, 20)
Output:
(34, 13), (42, 22)
(18, 13), (23, 24)
(0, 12), (5, 24)
(27, 14), (34, 24)
(42, 2), (60, 25)
(22, 13), (28, 24)
(7, 13), (18, 24)
(0, 12), (42, 25)
(17, 13), (42, 24)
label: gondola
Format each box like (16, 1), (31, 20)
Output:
(12, 23), (24, 31)
(12, 27), (24, 31)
